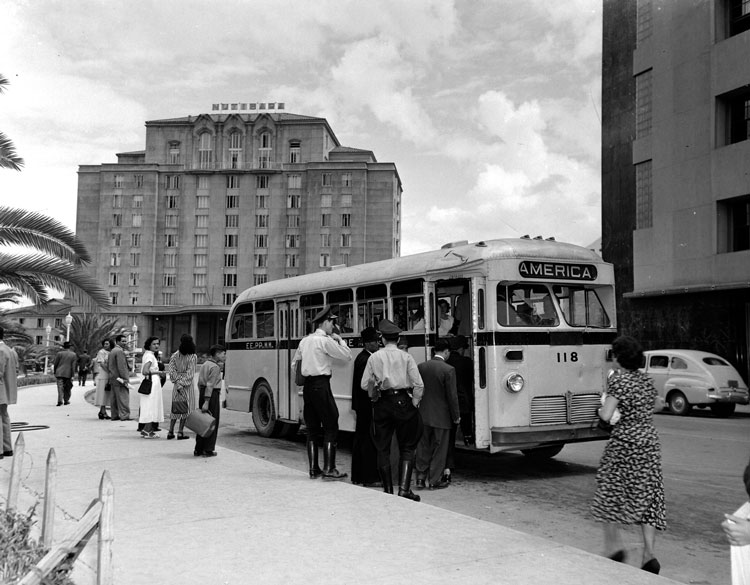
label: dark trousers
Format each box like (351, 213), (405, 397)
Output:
(303, 375), (339, 444)
(351, 405), (380, 485)
(78, 370), (88, 385)
(110, 381), (131, 420)
(372, 393), (423, 467)
(196, 389), (221, 454)
(416, 425), (451, 486)
(56, 377), (72, 403)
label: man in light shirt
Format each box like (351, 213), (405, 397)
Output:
(292, 306), (352, 480)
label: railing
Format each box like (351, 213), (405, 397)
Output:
(4, 433), (114, 585)
(186, 160), (284, 171)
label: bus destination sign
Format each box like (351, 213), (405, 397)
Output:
(518, 261), (598, 281)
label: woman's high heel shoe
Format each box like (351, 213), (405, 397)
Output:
(98, 412), (105, 420)
(177, 431), (189, 440)
(167, 432), (175, 440)
(641, 558), (660, 574)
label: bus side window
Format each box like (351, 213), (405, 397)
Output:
(301, 292), (324, 335)
(328, 289), (354, 333)
(256, 300), (275, 338)
(357, 284), (387, 331)
(478, 288), (485, 330)
(230, 302), (253, 339)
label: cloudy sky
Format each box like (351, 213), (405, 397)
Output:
(2, 0), (602, 256)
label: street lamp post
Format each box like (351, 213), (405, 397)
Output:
(131, 323), (138, 374)
(44, 324), (51, 373)
(64, 312), (73, 342)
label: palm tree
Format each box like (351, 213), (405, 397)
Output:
(57, 313), (128, 357)
(0, 74), (24, 171)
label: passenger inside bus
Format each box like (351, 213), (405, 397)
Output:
(409, 307), (425, 331)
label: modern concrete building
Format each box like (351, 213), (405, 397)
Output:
(603, 0), (750, 381)
(75, 104), (402, 353)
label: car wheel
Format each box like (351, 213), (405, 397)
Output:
(709, 403), (735, 418)
(668, 391), (691, 416)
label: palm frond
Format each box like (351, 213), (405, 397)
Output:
(0, 207), (90, 264)
(0, 316), (32, 344)
(0, 288), (23, 306)
(64, 313), (128, 356)
(0, 133), (24, 171)
(0, 74), (8, 93)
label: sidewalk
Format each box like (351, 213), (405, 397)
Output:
(0, 382), (680, 585)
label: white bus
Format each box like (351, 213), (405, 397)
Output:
(224, 237), (617, 458)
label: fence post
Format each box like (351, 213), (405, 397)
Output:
(41, 448), (57, 549)
(97, 471), (114, 585)
(7, 432), (25, 511)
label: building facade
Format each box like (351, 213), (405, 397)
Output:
(75, 106), (402, 353)
(603, 0), (750, 381)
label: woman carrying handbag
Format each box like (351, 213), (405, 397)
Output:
(166, 334), (197, 440)
(194, 344), (225, 457)
(138, 337), (164, 439)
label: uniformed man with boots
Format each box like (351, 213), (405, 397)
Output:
(292, 306), (352, 480)
(360, 319), (424, 501)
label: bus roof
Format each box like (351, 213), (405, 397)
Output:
(235, 238), (608, 303)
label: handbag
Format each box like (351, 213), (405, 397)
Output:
(294, 361), (306, 386)
(137, 377), (152, 395)
(171, 400), (189, 415)
(186, 409), (217, 437)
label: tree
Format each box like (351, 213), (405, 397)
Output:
(0, 289), (31, 345)
(56, 313), (129, 357)
(0, 74), (24, 171)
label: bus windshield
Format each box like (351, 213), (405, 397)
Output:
(553, 285), (611, 328)
(497, 284), (558, 327)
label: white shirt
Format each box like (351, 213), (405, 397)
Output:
(292, 329), (352, 376)
(360, 344), (424, 403)
(438, 315), (454, 336)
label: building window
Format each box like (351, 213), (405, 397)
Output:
(289, 140), (301, 163)
(129, 272), (139, 286)
(287, 194), (301, 209)
(111, 233), (121, 247)
(113, 214), (122, 227)
(635, 69), (652, 139)
(130, 233), (141, 247)
(198, 176), (209, 190)
(164, 273), (176, 287)
(636, 0), (652, 45)
(723, 88), (750, 145)
(195, 234), (208, 248)
(129, 294), (138, 305)
(226, 214), (239, 228)
(54, 318), (62, 328)
(165, 234), (178, 248)
(195, 254), (207, 267)
(225, 253), (238, 267)
(322, 173), (332, 187)
(340, 252), (350, 266)
(341, 213), (351, 227)
(166, 175), (180, 190)
(635, 161), (653, 229)
(109, 272), (119, 286)
(258, 132), (271, 168)
(256, 175), (269, 189)
(223, 273), (237, 287)
(197, 195), (209, 209)
(254, 254), (267, 268)
(341, 233), (351, 247)
(287, 215), (300, 228)
(341, 194), (352, 207)
(134, 174), (144, 188)
(288, 174), (301, 189)
(132, 213), (142, 227)
(112, 194), (122, 208)
(321, 213), (330, 227)
(223, 293), (237, 305)
(321, 233), (330, 247)
(110, 292), (118, 305)
(166, 194), (179, 208)
(164, 253), (176, 268)
(320, 253), (330, 267)
(225, 234), (238, 248)
(729, 0), (750, 36)
(114, 175), (123, 188)
(255, 234), (268, 248)
(130, 252), (140, 266)
(228, 132), (242, 169)
(199, 133), (213, 169)
(35, 335), (42, 344)
(255, 195), (267, 208)
(342, 172), (352, 187)
(194, 273), (207, 287)
(286, 234), (299, 248)
(168, 143), (180, 164)
(254, 274), (268, 286)
(162, 292), (175, 305)
(110, 252), (121, 266)
(133, 194), (143, 208)
(321, 195), (332, 208)
(255, 214), (268, 228)
(286, 254), (298, 268)
(718, 194), (750, 252)
(227, 175), (240, 189)
(196, 215), (208, 228)
(165, 215), (178, 229)
(226, 195), (239, 208)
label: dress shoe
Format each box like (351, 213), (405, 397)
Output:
(64, 402), (70, 405)
(56, 402), (63, 406)
(441, 472), (452, 484)
(203, 451), (217, 457)
(430, 479), (450, 490)
(608, 550), (626, 563)
(641, 559), (660, 574)
(194, 450), (203, 457)
(398, 489), (421, 502)
(415, 478), (426, 490)
(3, 451), (13, 457)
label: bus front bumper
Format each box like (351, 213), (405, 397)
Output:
(490, 424), (609, 452)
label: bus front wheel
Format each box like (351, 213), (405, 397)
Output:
(251, 382), (280, 437)
(521, 445), (564, 460)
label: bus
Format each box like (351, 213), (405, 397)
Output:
(224, 237), (617, 458)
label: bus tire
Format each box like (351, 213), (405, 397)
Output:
(521, 445), (564, 460)
(667, 391), (691, 416)
(251, 382), (280, 438)
(710, 403), (735, 418)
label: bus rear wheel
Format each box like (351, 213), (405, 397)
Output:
(521, 445), (564, 460)
(251, 382), (280, 437)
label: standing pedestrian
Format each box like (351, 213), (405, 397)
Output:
(138, 337), (164, 439)
(443, 335), (474, 484)
(94, 339), (112, 419)
(195, 344), (225, 457)
(291, 306), (352, 480)
(360, 319), (424, 501)
(415, 338), (460, 490)
(721, 456), (750, 584)
(350, 327), (381, 486)
(108, 334), (132, 421)
(77, 349), (91, 386)
(0, 327), (18, 459)
(53, 341), (77, 406)
(167, 334), (197, 440)
(591, 335), (666, 574)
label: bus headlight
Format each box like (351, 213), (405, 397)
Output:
(505, 373), (525, 393)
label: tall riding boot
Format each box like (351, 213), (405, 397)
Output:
(307, 440), (323, 479)
(397, 458), (420, 502)
(322, 442), (348, 481)
(378, 465), (394, 494)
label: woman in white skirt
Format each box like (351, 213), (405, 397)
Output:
(139, 337), (164, 439)
(94, 339), (112, 419)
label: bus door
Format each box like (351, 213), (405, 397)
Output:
(277, 300), (300, 422)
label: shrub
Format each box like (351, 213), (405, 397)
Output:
(17, 375), (56, 388)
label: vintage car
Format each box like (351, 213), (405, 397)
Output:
(642, 350), (749, 417)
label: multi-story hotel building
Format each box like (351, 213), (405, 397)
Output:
(75, 104), (402, 353)
(603, 0), (750, 380)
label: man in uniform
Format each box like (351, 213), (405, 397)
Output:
(292, 306), (352, 480)
(350, 326), (381, 486)
(360, 319), (424, 501)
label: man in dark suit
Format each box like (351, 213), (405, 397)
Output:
(108, 334), (132, 421)
(52, 341), (77, 406)
(350, 327), (380, 486)
(416, 338), (460, 490)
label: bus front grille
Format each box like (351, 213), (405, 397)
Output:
(530, 392), (601, 426)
